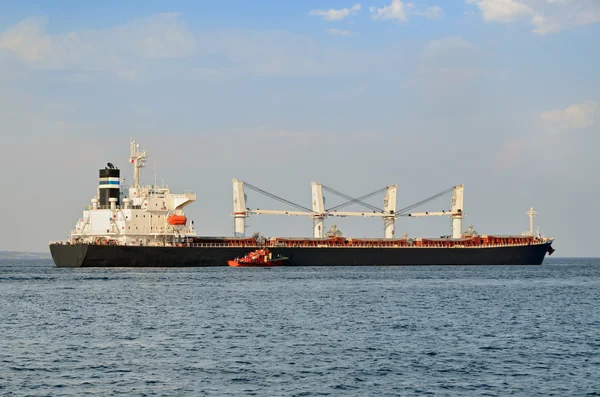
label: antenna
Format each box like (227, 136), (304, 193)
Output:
(154, 161), (157, 188)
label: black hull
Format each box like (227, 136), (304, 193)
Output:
(50, 243), (553, 267)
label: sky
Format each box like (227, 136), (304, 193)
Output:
(0, 0), (599, 256)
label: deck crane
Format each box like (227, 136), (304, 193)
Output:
(232, 179), (324, 238)
(232, 179), (464, 239)
(231, 179), (397, 238)
(322, 184), (397, 238)
(398, 185), (465, 238)
(323, 184), (464, 238)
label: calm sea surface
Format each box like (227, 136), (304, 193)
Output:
(1, 258), (599, 396)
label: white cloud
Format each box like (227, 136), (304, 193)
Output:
(0, 17), (63, 67)
(0, 13), (196, 74)
(533, 4), (600, 35)
(466, 0), (600, 34)
(193, 29), (374, 77)
(327, 28), (354, 36)
(424, 36), (471, 57)
(370, 0), (408, 22)
(467, 0), (532, 23)
(531, 15), (562, 35)
(541, 101), (600, 130)
(309, 4), (362, 21)
(413, 5), (444, 19)
(0, 15), (374, 78)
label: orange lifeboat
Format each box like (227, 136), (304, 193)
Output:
(167, 215), (187, 226)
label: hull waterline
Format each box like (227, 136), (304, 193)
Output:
(50, 242), (553, 268)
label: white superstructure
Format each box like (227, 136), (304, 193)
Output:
(68, 139), (197, 246)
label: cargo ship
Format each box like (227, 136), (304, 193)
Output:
(49, 139), (555, 267)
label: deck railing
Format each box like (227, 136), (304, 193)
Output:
(50, 240), (551, 249)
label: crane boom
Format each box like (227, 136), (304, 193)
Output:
(327, 211), (393, 218)
(248, 210), (313, 216)
(402, 211), (451, 217)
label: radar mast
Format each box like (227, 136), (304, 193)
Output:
(526, 207), (538, 236)
(129, 138), (147, 188)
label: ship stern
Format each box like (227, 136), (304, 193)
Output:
(49, 243), (88, 268)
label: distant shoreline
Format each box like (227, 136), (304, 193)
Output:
(0, 251), (52, 260)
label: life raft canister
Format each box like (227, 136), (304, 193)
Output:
(167, 215), (187, 226)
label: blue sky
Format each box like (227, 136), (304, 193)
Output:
(1, 0), (599, 255)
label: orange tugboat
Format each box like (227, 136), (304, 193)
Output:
(228, 248), (288, 267)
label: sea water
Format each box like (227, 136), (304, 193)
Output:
(1, 258), (599, 396)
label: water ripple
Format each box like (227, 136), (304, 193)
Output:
(0, 258), (599, 396)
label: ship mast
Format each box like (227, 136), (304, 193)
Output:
(526, 207), (538, 236)
(129, 138), (147, 188)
